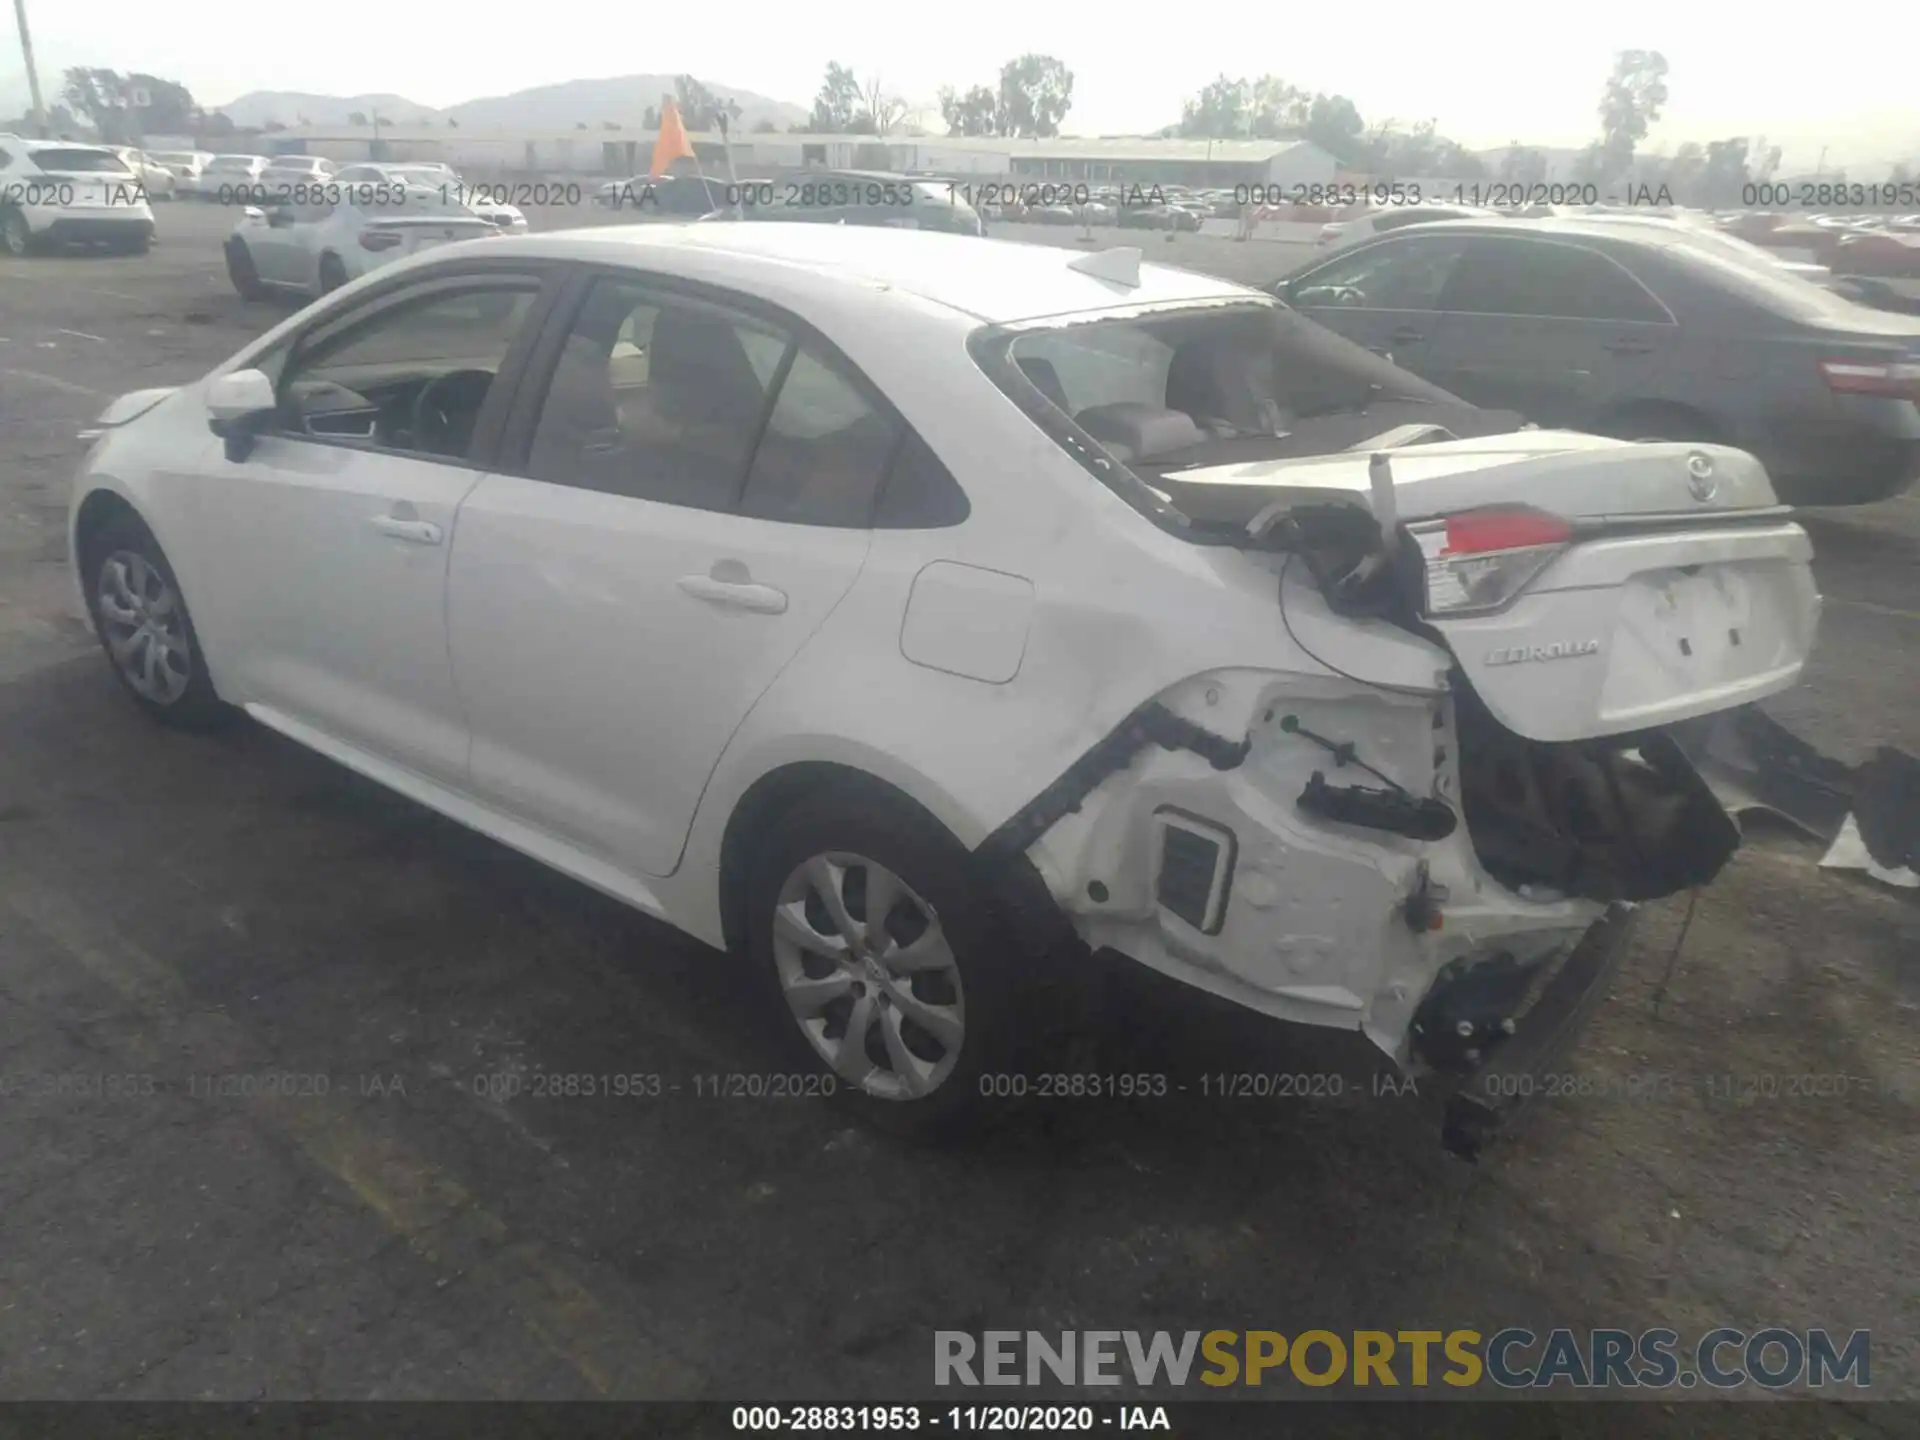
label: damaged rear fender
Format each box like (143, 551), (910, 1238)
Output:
(975, 666), (1613, 1064)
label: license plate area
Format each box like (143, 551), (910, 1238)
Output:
(1596, 558), (1808, 727)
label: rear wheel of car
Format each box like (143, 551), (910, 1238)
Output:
(318, 253), (347, 295)
(743, 787), (1023, 1135)
(0, 207), (34, 256)
(82, 513), (229, 730)
(111, 231), (151, 255)
(225, 239), (266, 300)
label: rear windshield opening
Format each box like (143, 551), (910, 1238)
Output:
(29, 148), (131, 174)
(988, 303), (1467, 470)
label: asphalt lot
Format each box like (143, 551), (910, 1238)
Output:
(0, 201), (1916, 1418)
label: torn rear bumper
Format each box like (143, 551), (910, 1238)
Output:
(1437, 904), (1639, 1161)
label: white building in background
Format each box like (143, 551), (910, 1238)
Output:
(259, 125), (1340, 188)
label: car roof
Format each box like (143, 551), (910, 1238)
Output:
(1343, 216), (1689, 249)
(483, 224), (1258, 324)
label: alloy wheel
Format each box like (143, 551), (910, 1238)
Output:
(95, 549), (193, 705)
(771, 852), (966, 1100)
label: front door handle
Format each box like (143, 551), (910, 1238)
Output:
(1390, 326), (1426, 344)
(1606, 338), (1657, 355)
(368, 515), (443, 545)
(677, 574), (788, 614)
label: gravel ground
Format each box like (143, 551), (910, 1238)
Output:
(0, 201), (1914, 1420)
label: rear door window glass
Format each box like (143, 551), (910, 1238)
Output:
(1438, 237), (1670, 321)
(525, 277), (791, 510)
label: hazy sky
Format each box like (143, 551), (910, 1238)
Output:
(7, 0), (1916, 170)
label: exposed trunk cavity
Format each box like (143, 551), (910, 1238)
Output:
(1455, 683), (1740, 903)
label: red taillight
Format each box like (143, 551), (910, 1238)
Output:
(1440, 507), (1573, 556)
(358, 229), (403, 252)
(1820, 359), (1920, 400)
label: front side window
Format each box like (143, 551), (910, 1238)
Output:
(277, 282), (541, 460)
(1292, 236), (1471, 311)
(526, 277), (790, 509)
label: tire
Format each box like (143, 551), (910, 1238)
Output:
(81, 512), (230, 730)
(225, 239), (266, 300)
(112, 231), (151, 255)
(318, 253), (347, 294)
(0, 207), (34, 256)
(742, 786), (1025, 1136)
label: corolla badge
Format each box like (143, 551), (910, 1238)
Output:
(1686, 451), (1717, 502)
(1484, 639), (1602, 666)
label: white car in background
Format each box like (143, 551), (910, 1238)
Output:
(335, 163), (529, 232)
(148, 150), (212, 193)
(256, 154), (338, 198)
(224, 185), (497, 298)
(68, 227), (1815, 1150)
(196, 154), (272, 202)
(0, 136), (156, 254)
(108, 147), (177, 200)
(1316, 203), (1498, 250)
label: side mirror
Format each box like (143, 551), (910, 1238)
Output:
(242, 205), (265, 222)
(206, 368), (277, 460)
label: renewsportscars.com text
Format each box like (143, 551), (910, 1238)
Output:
(934, 1328), (1870, 1390)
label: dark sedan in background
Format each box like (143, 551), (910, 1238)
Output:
(1270, 217), (1920, 505)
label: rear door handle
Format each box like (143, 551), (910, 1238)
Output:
(1390, 326), (1426, 343)
(1606, 338), (1657, 355)
(677, 575), (789, 614)
(368, 515), (443, 545)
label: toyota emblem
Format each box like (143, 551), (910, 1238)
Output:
(1685, 451), (1717, 502)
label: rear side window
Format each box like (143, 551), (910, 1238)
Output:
(739, 347), (900, 526)
(1439, 237), (1670, 322)
(28, 147), (129, 173)
(874, 431), (970, 528)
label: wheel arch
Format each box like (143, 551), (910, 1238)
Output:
(713, 758), (1080, 973)
(71, 483), (228, 695)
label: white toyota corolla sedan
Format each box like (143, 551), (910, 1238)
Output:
(68, 225), (1820, 1149)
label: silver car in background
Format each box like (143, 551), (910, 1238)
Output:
(224, 184), (498, 298)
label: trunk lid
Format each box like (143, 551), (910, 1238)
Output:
(1158, 430), (1782, 527)
(1166, 431), (1820, 744)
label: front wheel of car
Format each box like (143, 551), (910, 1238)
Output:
(0, 207), (34, 256)
(744, 788), (1024, 1135)
(83, 513), (230, 730)
(225, 239), (266, 300)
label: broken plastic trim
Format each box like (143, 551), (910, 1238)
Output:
(975, 701), (1251, 866)
(1298, 772), (1458, 841)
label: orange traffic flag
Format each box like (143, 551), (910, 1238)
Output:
(650, 97), (696, 178)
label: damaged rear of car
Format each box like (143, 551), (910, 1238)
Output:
(966, 288), (1819, 1153)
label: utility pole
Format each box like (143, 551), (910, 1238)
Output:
(11, 0), (48, 137)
